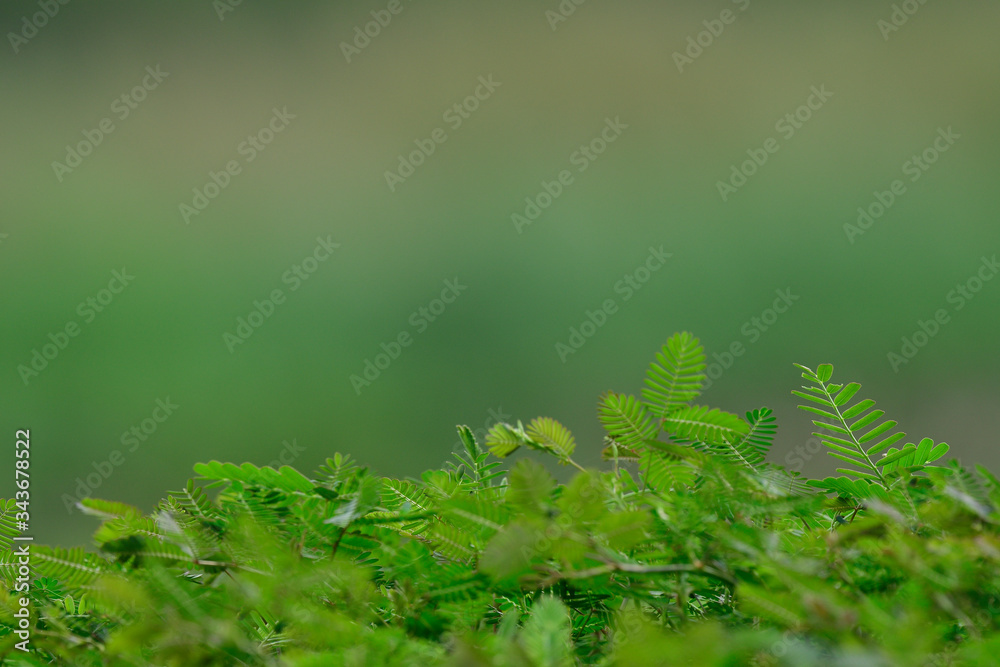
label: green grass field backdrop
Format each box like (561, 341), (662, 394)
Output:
(2, 0), (998, 545)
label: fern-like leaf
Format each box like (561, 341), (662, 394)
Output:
(485, 422), (524, 458)
(193, 461), (314, 493)
(793, 363), (906, 487)
(695, 408), (776, 470)
(806, 476), (892, 503)
(598, 392), (659, 450)
(662, 405), (749, 444)
(381, 478), (430, 514)
(167, 480), (219, 522)
(486, 418), (580, 466)
(877, 437), (950, 475)
(640, 450), (697, 493)
(526, 417), (577, 460)
(33, 546), (105, 590)
(642, 332), (706, 418)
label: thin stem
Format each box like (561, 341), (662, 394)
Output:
(543, 555), (736, 588)
(192, 559), (267, 575)
(331, 526), (347, 558)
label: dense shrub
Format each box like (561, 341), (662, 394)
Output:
(3, 332), (1000, 665)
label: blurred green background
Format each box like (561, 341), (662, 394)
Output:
(2, 0), (998, 546)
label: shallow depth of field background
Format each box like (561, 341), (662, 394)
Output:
(2, 0), (998, 545)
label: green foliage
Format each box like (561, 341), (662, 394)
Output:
(642, 331), (706, 417)
(4, 332), (1000, 665)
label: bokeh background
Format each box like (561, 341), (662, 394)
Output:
(3, 0), (998, 546)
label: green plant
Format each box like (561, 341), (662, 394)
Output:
(3, 332), (1000, 666)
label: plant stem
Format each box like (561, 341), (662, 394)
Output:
(546, 556), (736, 587)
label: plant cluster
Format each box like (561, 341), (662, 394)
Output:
(3, 332), (1000, 665)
